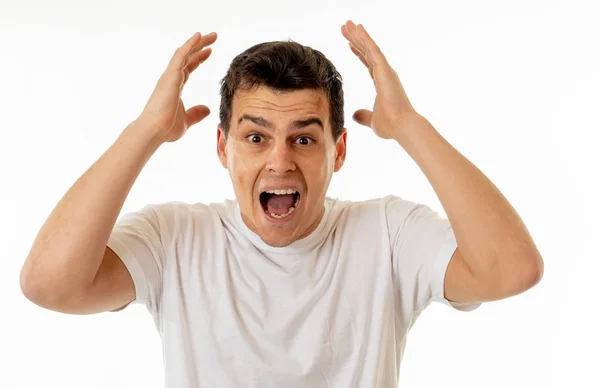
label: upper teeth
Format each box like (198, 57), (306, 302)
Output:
(266, 189), (297, 195)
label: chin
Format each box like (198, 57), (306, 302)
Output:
(255, 227), (297, 248)
(260, 235), (296, 248)
(254, 219), (300, 247)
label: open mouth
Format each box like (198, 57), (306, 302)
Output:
(259, 189), (301, 219)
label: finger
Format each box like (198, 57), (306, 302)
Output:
(352, 109), (373, 128)
(186, 47), (212, 76)
(349, 43), (368, 67)
(356, 24), (388, 68)
(344, 21), (384, 68)
(342, 23), (370, 65)
(183, 68), (190, 85)
(340, 23), (353, 43)
(182, 34), (216, 84)
(341, 21), (364, 54)
(169, 32), (203, 71)
(186, 32), (218, 64)
(349, 43), (374, 79)
(185, 105), (211, 127)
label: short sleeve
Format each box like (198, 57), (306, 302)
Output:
(107, 204), (165, 315)
(385, 195), (481, 318)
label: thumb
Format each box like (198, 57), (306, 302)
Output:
(352, 109), (373, 128)
(185, 105), (211, 128)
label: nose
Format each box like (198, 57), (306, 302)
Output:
(265, 140), (296, 175)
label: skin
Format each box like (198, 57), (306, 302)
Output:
(217, 86), (347, 247)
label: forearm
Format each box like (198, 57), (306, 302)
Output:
(393, 114), (543, 278)
(20, 120), (163, 299)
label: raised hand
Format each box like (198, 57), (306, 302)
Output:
(138, 31), (217, 143)
(341, 20), (422, 140)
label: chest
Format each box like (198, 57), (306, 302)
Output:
(159, 236), (397, 385)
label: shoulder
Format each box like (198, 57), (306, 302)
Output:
(324, 194), (415, 230)
(129, 199), (235, 231)
(329, 195), (440, 237)
(330, 194), (420, 219)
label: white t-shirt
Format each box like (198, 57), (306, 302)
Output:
(107, 195), (480, 387)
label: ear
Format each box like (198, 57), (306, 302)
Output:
(333, 129), (347, 172)
(217, 123), (228, 169)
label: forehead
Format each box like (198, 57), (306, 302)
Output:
(232, 85), (329, 121)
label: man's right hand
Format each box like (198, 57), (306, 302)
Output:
(138, 31), (218, 143)
(20, 30), (218, 315)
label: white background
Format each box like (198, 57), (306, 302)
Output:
(1, 0), (598, 387)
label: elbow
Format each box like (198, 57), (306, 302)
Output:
(20, 260), (79, 311)
(505, 252), (544, 296)
(525, 254), (544, 289)
(522, 246), (544, 287)
(20, 264), (38, 302)
(20, 265), (51, 308)
(20, 251), (46, 303)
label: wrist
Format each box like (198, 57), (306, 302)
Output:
(122, 119), (166, 153)
(391, 113), (431, 144)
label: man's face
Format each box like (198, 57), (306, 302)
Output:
(217, 85), (347, 247)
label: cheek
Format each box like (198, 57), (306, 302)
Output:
(304, 157), (331, 188)
(231, 155), (261, 179)
(228, 145), (262, 190)
(310, 151), (337, 192)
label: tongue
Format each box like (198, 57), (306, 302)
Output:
(266, 194), (295, 215)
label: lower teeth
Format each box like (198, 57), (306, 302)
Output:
(270, 207), (295, 218)
(267, 196), (300, 219)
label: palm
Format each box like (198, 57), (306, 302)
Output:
(371, 94), (392, 139)
(170, 99), (189, 141)
(143, 73), (194, 142)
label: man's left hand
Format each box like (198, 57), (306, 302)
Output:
(341, 20), (424, 140)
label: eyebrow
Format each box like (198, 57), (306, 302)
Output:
(237, 114), (324, 131)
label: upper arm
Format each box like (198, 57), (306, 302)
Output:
(86, 246), (136, 313)
(23, 204), (169, 315)
(444, 248), (543, 305)
(72, 203), (170, 315)
(385, 196), (482, 313)
(65, 246), (135, 315)
(443, 248), (487, 305)
(22, 246), (136, 315)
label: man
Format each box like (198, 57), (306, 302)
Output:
(20, 20), (543, 387)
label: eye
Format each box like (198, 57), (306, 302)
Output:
(247, 134), (263, 143)
(295, 136), (314, 145)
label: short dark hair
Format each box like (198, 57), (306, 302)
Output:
(218, 40), (345, 140)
